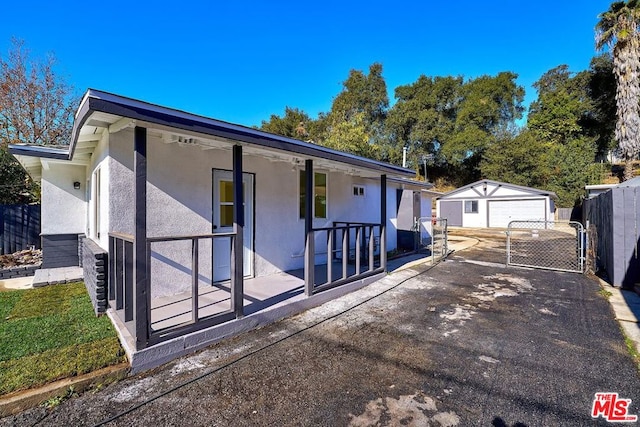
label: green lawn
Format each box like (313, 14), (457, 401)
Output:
(0, 282), (126, 395)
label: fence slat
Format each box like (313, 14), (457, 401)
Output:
(0, 205), (41, 255)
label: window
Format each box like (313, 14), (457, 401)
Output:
(353, 185), (365, 197)
(299, 170), (327, 219)
(464, 200), (478, 214)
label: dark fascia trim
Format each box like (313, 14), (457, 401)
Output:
(385, 176), (434, 189)
(8, 144), (70, 160)
(74, 89), (414, 177)
(436, 179), (558, 200)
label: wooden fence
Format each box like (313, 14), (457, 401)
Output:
(584, 186), (640, 288)
(0, 205), (41, 255)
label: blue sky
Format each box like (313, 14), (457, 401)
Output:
(0, 0), (613, 127)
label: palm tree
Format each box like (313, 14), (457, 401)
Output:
(596, 1), (640, 181)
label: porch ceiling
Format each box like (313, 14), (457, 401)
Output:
(80, 113), (389, 178)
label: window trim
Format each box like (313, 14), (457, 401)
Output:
(299, 169), (328, 219)
(92, 167), (101, 239)
(464, 200), (479, 214)
(353, 185), (365, 197)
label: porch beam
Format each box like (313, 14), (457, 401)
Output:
(304, 159), (314, 296)
(231, 145), (244, 318)
(380, 174), (387, 272)
(134, 126), (149, 350)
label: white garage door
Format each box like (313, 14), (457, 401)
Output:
(488, 199), (547, 228)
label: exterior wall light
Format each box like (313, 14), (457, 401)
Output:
(73, 181), (81, 190)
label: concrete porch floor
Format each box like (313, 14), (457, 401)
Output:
(150, 269), (306, 331)
(147, 254), (431, 332)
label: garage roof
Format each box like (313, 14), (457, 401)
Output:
(437, 179), (557, 200)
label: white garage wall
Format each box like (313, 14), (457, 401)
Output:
(461, 199), (488, 228)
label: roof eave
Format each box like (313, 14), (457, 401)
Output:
(8, 144), (70, 160)
(385, 176), (434, 190)
(74, 89), (414, 177)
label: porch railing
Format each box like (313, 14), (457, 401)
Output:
(310, 222), (384, 294)
(109, 221), (385, 348)
(108, 231), (240, 349)
(108, 233), (134, 327)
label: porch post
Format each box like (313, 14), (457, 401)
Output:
(134, 126), (149, 350)
(231, 144), (244, 318)
(304, 159), (314, 296)
(380, 174), (387, 272)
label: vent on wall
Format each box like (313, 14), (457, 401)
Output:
(170, 135), (198, 145)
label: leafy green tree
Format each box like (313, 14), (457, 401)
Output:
(0, 39), (77, 203)
(260, 107), (315, 140)
(528, 65), (589, 145)
(596, 0), (640, 180)
(386, 75), (462, 174)
(317, 63), (390, 159)
(545, 138), (600, 206)
(329, 62), (389, 132)
(524, 64), (605, 206)
(387, 72), (523, 183)
(321, 112), (379, 158)
(445, 72), (524, 177)
(481, 129), (546, 188)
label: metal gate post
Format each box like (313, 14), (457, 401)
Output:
(505, 226), (511, 267)
(579, 224), (586, 274)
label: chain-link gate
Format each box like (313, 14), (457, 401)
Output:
(416, 217), (448, 263)
(506, 220), (585, 273)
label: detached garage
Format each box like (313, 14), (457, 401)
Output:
(436, 179), (556, 228)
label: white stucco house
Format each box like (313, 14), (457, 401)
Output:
(436, 179), (556, 228)
(10, 89), (433, 370)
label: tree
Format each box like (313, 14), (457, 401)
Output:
(260, 107), (315, 140)
(386, 75), (462, 175)
(386, 72), (524, 184)
(0, 148), (36, 204)
(586, 54), (617, 158)
(0, 39), (76, 147)
(0, 39), (78, 203)
(596, 1), (640, 180)
(329, 62), (389, 133)
(545, 138), (600, 207)
(528, 65), (588, 145)
(525, 65), (602, 206)
(321, 112), (379, 159)
(444, 72), (524, 180)
(318, 63), (389, 159)
(481, 129), (546, 188)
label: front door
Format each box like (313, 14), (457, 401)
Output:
(212, 170), (254, 282)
